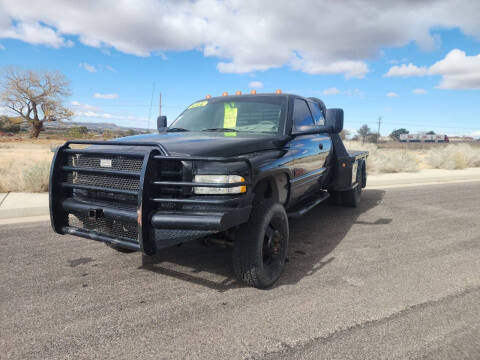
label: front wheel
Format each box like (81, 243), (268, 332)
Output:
(232, 200), (289, 289)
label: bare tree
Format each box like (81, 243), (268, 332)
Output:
(357, 124), (371, 144)
(0, 67), (73, 138)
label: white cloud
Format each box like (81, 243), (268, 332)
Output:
(323, 87), (363, 96)
(469, 130), (480, 138)
(0, 21), (72, 48)
(290, 56), (368, 79)
(386, 92), (399, 97)
(385, 49), (480, 89)
(74, 110), (148, 123)
(322, 87), (341, 95)
(105, 65), (117, 73)
(1, 1), (479, 77)
(429, 49), (480, 89)
(385, 63), (428, 77)
(79, 62), (96, 73)
(413, 88), (427, 94)
(70, 101), (147, 125)
(94, 93), (119, 99)
(71, 101), (101, 112)
(248, 81), (263, 88)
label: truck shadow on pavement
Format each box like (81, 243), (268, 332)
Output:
(141, 189), (386, 292)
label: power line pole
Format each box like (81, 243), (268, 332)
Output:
(377, 116), (382, 136)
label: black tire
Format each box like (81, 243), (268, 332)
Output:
(105, 243), (137, 253)
(341, 163), (363, 207)
(232, 200), (289, 289)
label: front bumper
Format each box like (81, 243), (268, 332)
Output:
(50, 140), (253, 255)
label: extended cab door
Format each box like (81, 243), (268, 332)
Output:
(287, 98), (331, 202)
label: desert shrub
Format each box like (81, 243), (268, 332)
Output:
(0, 142), (54, 192)
(426, 144), (480, 169)
(22, 161), (51, 192)
(344, 141), (420, 174)
(69, 126), (89, 138)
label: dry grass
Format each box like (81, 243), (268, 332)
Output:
(0, 141), (62, 192)
(344, 141), (420, 174)
(345, 141), (480, 174)
(1, 139), (480, 192)
(425, 143), (480, 169)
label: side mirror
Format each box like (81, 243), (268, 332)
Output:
(157, 115), (167, 132)
(326, 108), (343, 134)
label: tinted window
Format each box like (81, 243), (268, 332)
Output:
(293, 99), (314, 128)
(308, 101), (325, 125)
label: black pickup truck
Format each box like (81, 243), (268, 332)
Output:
(50, 93), (368, 288)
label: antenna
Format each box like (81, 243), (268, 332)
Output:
(159, 92), (162, 117)
(147, 82), (155, 131)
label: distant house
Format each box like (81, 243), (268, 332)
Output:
(399, 133), (449, 143)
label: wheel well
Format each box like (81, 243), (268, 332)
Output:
(253, 174), (288, 205)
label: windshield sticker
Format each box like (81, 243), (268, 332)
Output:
(224, 132), (237, 137)
(224, 103), (238, 128)
(188, 100), (208, 109)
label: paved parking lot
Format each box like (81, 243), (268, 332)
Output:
(1, 182), (479, 359)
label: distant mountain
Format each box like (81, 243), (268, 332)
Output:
(43, 121), (149, 132)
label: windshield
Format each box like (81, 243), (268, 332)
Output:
(170, 96), (287, 134)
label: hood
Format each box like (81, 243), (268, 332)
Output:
(115, 132), (282, 157)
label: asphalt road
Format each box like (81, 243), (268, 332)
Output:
(1, 182), (479, 359)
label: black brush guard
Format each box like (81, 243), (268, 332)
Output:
(50, 140), (253, 255)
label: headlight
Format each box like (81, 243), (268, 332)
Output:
(193, 175), (246, 195)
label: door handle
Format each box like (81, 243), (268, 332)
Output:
(319, 143), (323, 150)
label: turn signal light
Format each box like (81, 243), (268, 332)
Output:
(275, 89), (282, 94)
(235, 90), (242, 95)
(206, 94), (212, 99)
(222, 92), (228, 96)
(250, 89), (257, 94)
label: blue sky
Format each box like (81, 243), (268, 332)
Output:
(0, 1), (479, 137)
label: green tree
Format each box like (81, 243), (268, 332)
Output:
(426, 130), (436, 135)
(368, 133), (380, 143)
(69, 126), (89, 138)
(125, 129), (138, 136)
(357, 124), (371, 144)
(390, 128), (409, 141)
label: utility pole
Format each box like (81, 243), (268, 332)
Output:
(377, 116), (382, 136)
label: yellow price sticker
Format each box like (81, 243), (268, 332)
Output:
(188, 100), (208, 109)
(224, 103), (238, 128)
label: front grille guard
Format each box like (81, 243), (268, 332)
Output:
(50, 140), (253, 254)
